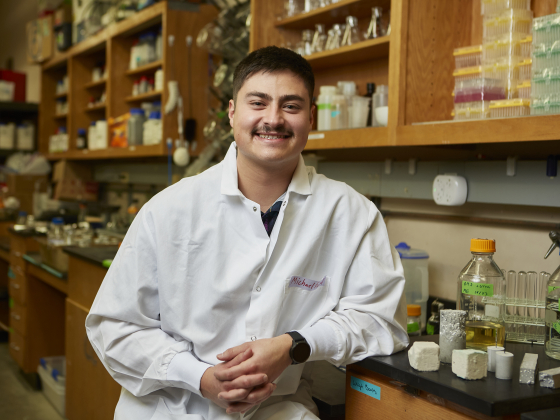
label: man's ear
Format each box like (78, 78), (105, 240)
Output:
(228, 99), (235, 128)
(309, 104), (316, 128)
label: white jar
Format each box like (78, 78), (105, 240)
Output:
(143, 111), (162, 145)
(88, 122), (97, 150)
(317, 85), (336, 131)
(155, 69), (164, 92)
(330, 94), (348, 130)
(95, 120), (108, 149)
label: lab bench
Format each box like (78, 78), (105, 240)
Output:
(345, 335), (560, 419)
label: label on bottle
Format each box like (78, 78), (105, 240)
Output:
(548, 286), (560, 294)
(426, 324), (434, 335)
(485, 304), (500, 318)
(553, 322), (560, 335)
(462, 281), (494, 297)
(407, 322), (419, 333)
(317, 104), (329, 110)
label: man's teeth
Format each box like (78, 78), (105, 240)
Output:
(258, 134), (286, 139)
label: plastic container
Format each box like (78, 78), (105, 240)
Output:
(48, 217), (65, 246)
(532, 13), (560, 46)
(545, 262), (560, 360)
(76, 128), (87, 150)
(454, 101), (493, 120)
(532, 72), (560, 98)
(407, 304), (422, 336)
(128, 108), (145, 145)
(482, 34), (526, 64)
(453, 66), (483, 85)
(372, 84), (389, 127)
(37, 356), (66, 417)
(395, 242), (429, 330)
(317, 85), (337, 131)
(516, 58), (532, 81)
(482, 62), (521, 98)
(520, 35), (532, 58)
(155, 68), (164, 91)
(531, 95), (560, 115)
(456, 238), (506, 351)
(364, 83), (376, 126)
(143, 111), (162, 145)
(454, 78), (506, 103)
(96, 119), (108, 149)
(330, 94), (348, 130)
(454, 45), (482, 69)
(427, 301), (444, 335)
(517, 80), (531, 98)
(0, 122), (15, 149)
(350, 96), (371, 128)
(483, 9), (533, 43)
(532, 43), (560, 76)
(480, 0), (530, 16)
(16, 124), (34, 150)
(489, 98), (531, 117)
(87, 122), (97, 150)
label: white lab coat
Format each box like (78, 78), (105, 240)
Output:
(86, 142), (409, 420)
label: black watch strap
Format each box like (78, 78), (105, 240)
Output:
(287, 331), (311, 365)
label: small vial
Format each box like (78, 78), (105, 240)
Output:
(407, 304), (422, 336)
(427, 301), (444, 335)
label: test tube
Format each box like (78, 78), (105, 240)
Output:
(517, 271), (528, 342)
(506, 270), (517, 340)
(526, 271), (538, 341)
(537, 271), (551, 342)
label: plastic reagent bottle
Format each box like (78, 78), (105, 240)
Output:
(545, 254), (560, 360)
(407, 304), (421, 336)
(457, 238), (506, 351)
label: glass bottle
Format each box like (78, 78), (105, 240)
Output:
(366, 7), (383, 39)
(301, 29), (313, 56)
(48, 217), (65, 246)
(311, 24), (327, 54)
(407, 304), (421, 336)
(341, 16), (361, 47)
(364, 83), (376, 126)
(427, 301), (444, 335)
(330, 94), (348, 129)
(545, 260), (560, 360)
(457, 238), (506, 351)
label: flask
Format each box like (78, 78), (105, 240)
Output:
(407, 304), (421, 336)
(427, 301), (444, 335)
(544, 230), (560, 360)
(457, 238), (506, 351)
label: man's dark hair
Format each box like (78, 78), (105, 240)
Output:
(232, 46), (315, 106)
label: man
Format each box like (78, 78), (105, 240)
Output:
(86, 46), (408, 420)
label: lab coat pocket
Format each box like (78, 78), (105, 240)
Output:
(149, 398), (205, 420)
(277, 276), (330, 334)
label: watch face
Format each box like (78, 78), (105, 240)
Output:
(293, 342), (311, 363)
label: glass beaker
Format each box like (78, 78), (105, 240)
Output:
(311, 24), (327, 53)
(366, 7), (383, 39)
(301, 29), (314, 56)
(342, 16), (361, 47)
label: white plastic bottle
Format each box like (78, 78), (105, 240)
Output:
(330, 94), (348, 129)
(317, 86), (336, 131)
(337, 81), (356, 128)
(48, 217), (65, 246)
(88, 121), (97, 150)
(143, 111), (162, 145)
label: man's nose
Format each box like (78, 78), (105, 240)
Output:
(262, 105), (285, 128)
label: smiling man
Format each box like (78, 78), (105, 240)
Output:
(86, 46), (409, 420)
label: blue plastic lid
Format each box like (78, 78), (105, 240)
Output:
(149, 111), (161, 119)
(58, 127), (66, 134)
(152, 100), (161, 106)
(18, 211), (27, 216)
(52, 217), (64, 225)
(52, 368), (59, 381)
(395, 242), (429, 259)
(130, 108), (144, 115)
(77, 128), (86, 135)
(40, 358), (46, 369)
(90, 121), (96, 126)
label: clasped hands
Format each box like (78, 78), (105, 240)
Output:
(200, 334), (293, 415)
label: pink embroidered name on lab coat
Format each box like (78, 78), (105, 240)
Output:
(289, 276), (326, 291)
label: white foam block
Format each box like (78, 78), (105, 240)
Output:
(519, 353), (538, 384)
(452, 349), (487, 380)
(408, 341), (440, 372)
(539, 366), (560, 389)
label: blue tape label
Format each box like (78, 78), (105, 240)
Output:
(351, 376), (381, 400)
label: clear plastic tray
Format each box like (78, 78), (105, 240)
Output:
(531, 95), (560, 115)
(532, 42), (560, 74)
(517, 80), (531, 98)
(532, 71), (560, 98)
(516, 58), (532, 81)
(532, 13), (560, 46)
(453, 66), (482, 84)
(454, 45), (482, 69)
(489, 98), (531, 117)
(483, 9), (533, 42)
(481, 0), (530, 16)
(520, 35), (532, 57)
(454, 78), (506, 103)
(482, 62), (522, 97)
(454, 101), (492, 120)
(482, 34), (527, 64)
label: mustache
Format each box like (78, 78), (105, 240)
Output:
(251, 125), (293, 137)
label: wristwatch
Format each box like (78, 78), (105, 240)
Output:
(286, 331), (311, 365)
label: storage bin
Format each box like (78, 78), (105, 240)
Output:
(453, 66), (482, 86)
(482, 35), (525, 64)
(481, 0), (530, 16)
(489, 98), (531, 117)
(532, 44), (560, 75)
(532, 13), (560, 46)
(454, 45), (482, 69)
(532, 72), (560, 98)
(454, 101), (493, 120)
(454, 78), (506, 103)
(37, 356), (66, 417)
(483, 9), (533, 42)
(517, 80), (531, 98)
(531, 95), (560, 115)
(482, 62), (521, 97)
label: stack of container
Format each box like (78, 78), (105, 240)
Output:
(530, 13), (560, 115)
(452, 0), (533, 120)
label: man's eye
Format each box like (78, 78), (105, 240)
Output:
(285, 104), (300, 110)
(252, 101), (264, 106)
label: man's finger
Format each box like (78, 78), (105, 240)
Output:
(214, 359), (255, 382)
(240, 383), (276, 404)
(218, 342), (250, 362)
(223, 373), (268, 392)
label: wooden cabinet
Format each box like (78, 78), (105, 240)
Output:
(250, 0), (560, 158)
(40, 1), (218, 161)
(65, 298), (121, 420)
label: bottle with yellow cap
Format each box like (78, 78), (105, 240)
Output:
(457, 238), (506, 351)
(407, 304), (422, 336)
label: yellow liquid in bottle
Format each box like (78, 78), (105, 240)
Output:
(465, 320), (505, 351)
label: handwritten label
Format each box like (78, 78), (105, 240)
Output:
(351, 376), (380, 400)
(407, 322), (419, 333)
(548, 286), (560, 294)
(289, 276), (326, 292)
(462, 281), (494, 297)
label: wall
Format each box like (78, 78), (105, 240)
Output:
(0, 0), (41, 103)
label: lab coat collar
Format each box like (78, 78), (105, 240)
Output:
(220, 142), (312, 197)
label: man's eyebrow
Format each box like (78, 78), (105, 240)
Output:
(245, 91), (273, 101)
(280, 94), (305, 103)
(244, 92), (306, 103)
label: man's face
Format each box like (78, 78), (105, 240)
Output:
(228, 70), (314, 168)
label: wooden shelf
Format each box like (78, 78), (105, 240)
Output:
(84, 103), (106, 112)
(45, 143), (165, 160)
(54, 113), (68, 119)
(55, 92), (68, 99)
(84, 79), (107, 89)
(304, 126), (390, 150)
(275, 0), (391, 29)
(306, 36), (390, 70)
(125, 91), (162, 103)
(125, 60), (163, 77)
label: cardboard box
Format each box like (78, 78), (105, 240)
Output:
(27, 15), (54, 63)
(54, 179), (98, 202)
(0, 70), (27, 102)
(52, 160), (92, 183)
(6, 174), (48, 194)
